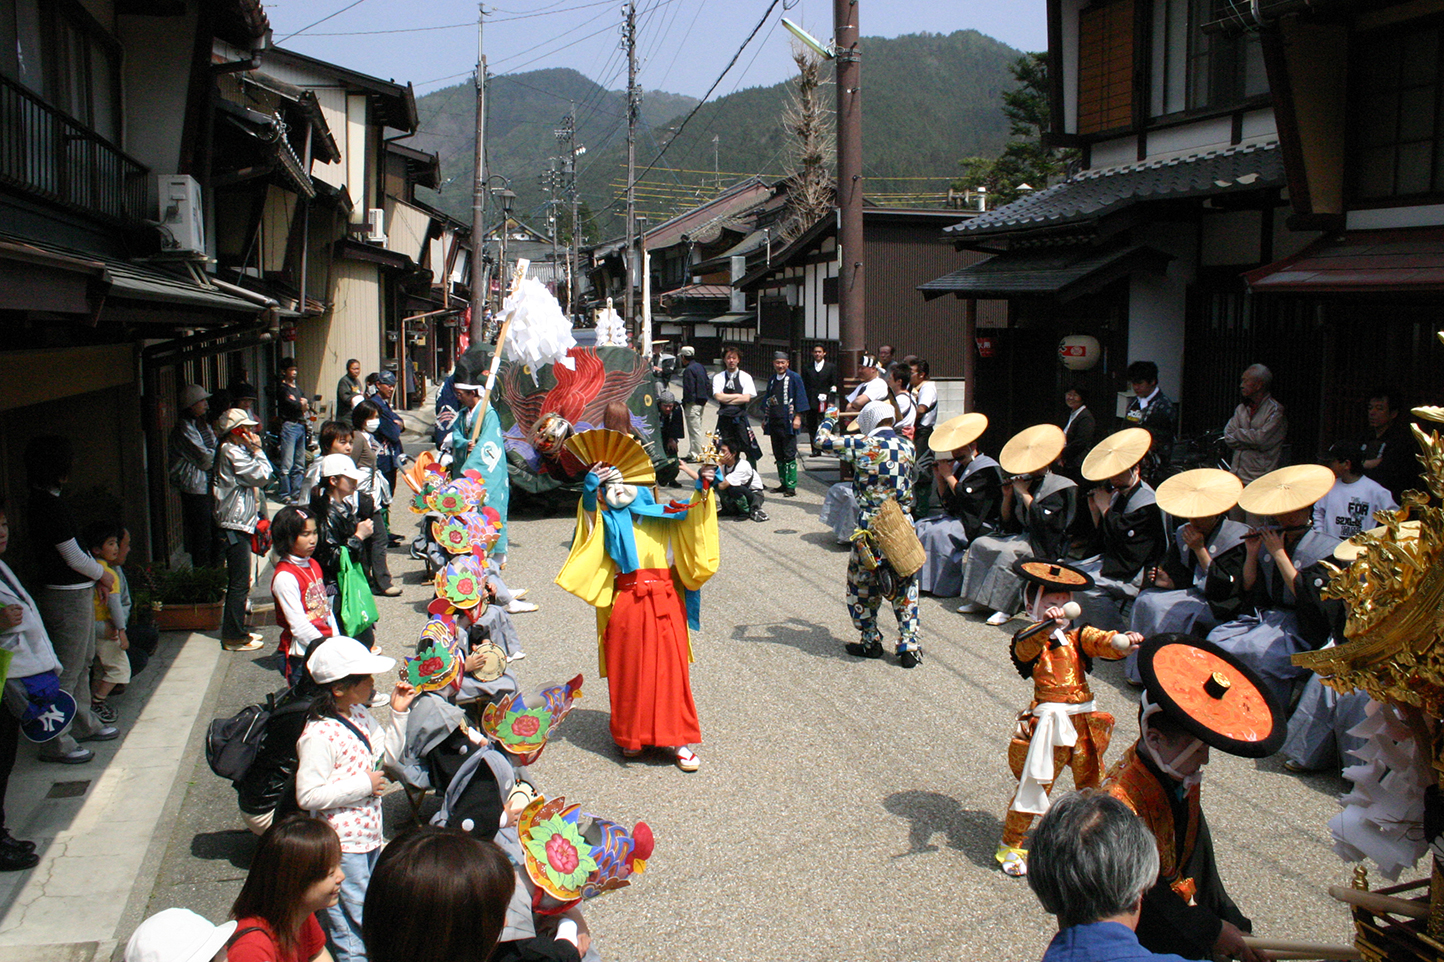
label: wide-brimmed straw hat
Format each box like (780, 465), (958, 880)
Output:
(998, 424), (1066, 476)
(1237, 464), (1335, 516)
(1155, 468), (1244, 519)
(1334, 520), (1422, 562)
(928, 413), (988, 454)
(1082, 428), (1152, 481)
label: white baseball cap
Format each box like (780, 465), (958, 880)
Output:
(309, 636), (396, 684)
(318, 453), (365, 481)
(124, 908), (237, 962)
(215, 408), (259, 434)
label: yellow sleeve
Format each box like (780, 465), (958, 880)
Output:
(554, 500), (617, 609)
(670, 489), (720, 591)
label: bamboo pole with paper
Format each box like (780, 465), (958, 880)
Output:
(470, 259), (530, 445)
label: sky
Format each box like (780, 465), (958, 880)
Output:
(263, 0), (1050, 100)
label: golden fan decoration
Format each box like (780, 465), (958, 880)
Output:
(563, 429), (655, 486)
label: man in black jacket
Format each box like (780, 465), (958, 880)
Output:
(679, 346), (711, 461)
(800, 344), (841, 455)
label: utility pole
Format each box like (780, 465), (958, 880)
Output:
(554, 110), (577, 315)
(623, 0), (638, 334)
(835, 0), (864, 379)
(569, 106), (581, 319)
(712, 134), (720, 191)
(468, 4), (488, 348)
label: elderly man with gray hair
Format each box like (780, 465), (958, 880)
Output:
(1223, 364), (1287, 485)
(1029, 790), (1191, 961)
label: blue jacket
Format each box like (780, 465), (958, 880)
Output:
(681, 360), (710, 406)
(762, 368), (810, 436)
(372, 395), (404, 472)
(1041, 922), (1192, 962)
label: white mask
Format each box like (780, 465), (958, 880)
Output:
(364, 418), (380, 433)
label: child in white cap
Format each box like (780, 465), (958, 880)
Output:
(124, 908), (235, 962)
(294, 637), (414, 962)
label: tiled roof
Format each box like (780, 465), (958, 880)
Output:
(919, 243), (1174, 302)
(947, 141), (1284, 238)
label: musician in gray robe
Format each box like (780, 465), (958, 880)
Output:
(914, 414), (1002, 596)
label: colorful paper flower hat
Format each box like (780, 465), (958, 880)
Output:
(518, 794), (654, 912)
(403, 620), (464, 693)
(428, 473), (486, 517)
(405, 455), (450, 515)
(1138, 634), (1286, 758)
(431, 509), (503, 556)
(481, 674), (584, 766)
(434, 552), (488, 610)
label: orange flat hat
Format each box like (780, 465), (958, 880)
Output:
(1138, 634), (1285, 758)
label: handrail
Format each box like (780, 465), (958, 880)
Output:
(0, 74), (150, 224)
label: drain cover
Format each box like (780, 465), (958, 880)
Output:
(46, 780), (90, 799)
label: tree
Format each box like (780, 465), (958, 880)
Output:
(952, 52), (1076, 209)
(779, 45), (835, 242)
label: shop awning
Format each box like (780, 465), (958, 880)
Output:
(708, 312), (754, 326)
(919, 243), (1173, 301)
(1244, 229), (1444, 293)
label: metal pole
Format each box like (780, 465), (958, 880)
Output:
(624, 0), (637, 335)
(468, 4), (488, 349)
(835, 0), (864, 379)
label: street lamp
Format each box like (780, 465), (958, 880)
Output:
(487, 176), (515, 304)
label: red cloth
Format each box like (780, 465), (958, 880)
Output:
(272, 558), (332, 658)
(606, 568), (701, 751)
(227, 914), (325, 962)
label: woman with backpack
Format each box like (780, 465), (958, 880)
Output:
(227, 814), (343, 962)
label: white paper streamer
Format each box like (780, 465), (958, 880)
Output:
(594, 305), (628, 347)
(499, 276), (576, 379)
(1330, 701), (1430, 880)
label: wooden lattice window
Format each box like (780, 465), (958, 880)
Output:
(1078, 0), (1135, 135)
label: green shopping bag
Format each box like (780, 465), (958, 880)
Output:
(337, 549), (378, 637)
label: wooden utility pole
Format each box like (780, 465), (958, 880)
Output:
(468, 4), (488, 347)
(835, 0), (864, 378)
(623, 0), (638, 334)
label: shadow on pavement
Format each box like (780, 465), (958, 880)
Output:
(882, 789), (1002, 868)
(190, 828), (256, 870)
(798, 531), (849, 551)
(729, 618), (850, 660)
(551, 706), (625, 761)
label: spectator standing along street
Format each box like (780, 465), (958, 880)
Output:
(678, 346), (710, 461)
(712, 347), (759, 463)
(275, 359), (309, 504)
(370, 371), (405, 499)
(213, 409), (273, 652)
(335, 359), (362, 419)
(1223, 364), (1287, 484)
(169, 383), (218, 568)
(1122, 361), (1176, 478)
(1358, 388), (1419, 501)
(1059, 387), (1097, 486)
(802, 345), (841, 456)
(762, 351), (809, 497)
(1314, 441), (1397, 540)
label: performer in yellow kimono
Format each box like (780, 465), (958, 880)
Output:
(555, 429), (719, 772)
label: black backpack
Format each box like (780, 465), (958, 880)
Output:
(206, 689), (312, 784)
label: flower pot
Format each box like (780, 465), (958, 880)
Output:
(152, 601), (224, 632)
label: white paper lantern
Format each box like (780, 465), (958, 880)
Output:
(1058, 334), (1101, 371)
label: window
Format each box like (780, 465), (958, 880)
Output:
(0, 0), (119, 142)
(1352, 24), (1444, 201)
(1078, 0), (1136, 135)
(1149, 0), (1266, 118)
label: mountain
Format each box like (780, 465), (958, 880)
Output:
(407, 30), (1025, 240)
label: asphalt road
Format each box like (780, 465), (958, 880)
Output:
(142, 451), (1359, 962)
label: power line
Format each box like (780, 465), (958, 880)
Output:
(299, 0), (623, 36)
(277, 0), (370, 42)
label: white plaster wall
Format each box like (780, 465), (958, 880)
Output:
(1127, 223), (1197, 403)
(1090, 137), (1139, 169)
(1061, 0), (1081, 135)
(119, 9), (197, 208)
(1146, 117), (1233, 160)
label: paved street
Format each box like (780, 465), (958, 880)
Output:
(0, 415), (1358, 961)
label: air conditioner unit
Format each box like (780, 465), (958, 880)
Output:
(157, 174), (205, 255)
(366, 208), (387, 244)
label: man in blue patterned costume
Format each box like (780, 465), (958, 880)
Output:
(817, 399), (921, 668)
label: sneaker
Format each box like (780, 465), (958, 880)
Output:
(750, 509), (769, 522)
(956, 601), (986, 614)
(222, 638), (265, 652)
(898, 649), (921, 669)
(90, 701), (118, 725)
(79, 725), (119, 743)
(0, 847), (38, 872)
(377, 586), (402, 597)
(368, 691), (390, 709)
(673, 746), (700, 772)
(985, 610), (1013, 626)
(844, 638), (885, 659)
(37, 747), (93, 764)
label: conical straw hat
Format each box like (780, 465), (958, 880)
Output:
(928, 413), (988, 453)
(1082, 428), (1153, 481)
(1333, 520), (1422, 562)
(1155, 469), (1244, 519)
(1236, 464), (1335, 516)
(998, 424), (1066, 476)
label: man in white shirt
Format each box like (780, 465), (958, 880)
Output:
(714, 437), (768, 522)
(1313, 441), (1398, 540)
(846, 357), (889, 411)
(910, 359), (940, 514)
(711, 347), (758, 461)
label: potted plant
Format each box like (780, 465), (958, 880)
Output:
(142, 565), (228, 632)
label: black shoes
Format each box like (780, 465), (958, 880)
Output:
(898, 650), (921, 669)
(0, 833), (38, 872)
(781, 489), (797, 498)
(0, 831), (35, 855)
(750, 509), (769, 522)
(845, 638), (885, 659)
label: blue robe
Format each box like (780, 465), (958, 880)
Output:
(452, 403), (511, 556)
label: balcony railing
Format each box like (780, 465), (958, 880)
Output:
(0, 74), (149, 224)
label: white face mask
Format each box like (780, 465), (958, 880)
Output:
(364, 419), (380, 433)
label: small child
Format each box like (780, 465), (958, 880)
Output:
(294, 636), (413, 962)
(83, 521), (129, 724)
(713, 438), (768, 522)
(269, 505), (337, 686)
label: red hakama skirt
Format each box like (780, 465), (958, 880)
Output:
(605, 568), (701, 750)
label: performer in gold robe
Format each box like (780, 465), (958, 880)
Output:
(555, 430), (719, 772)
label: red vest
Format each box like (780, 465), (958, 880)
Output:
(272, 558), (333, 657)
